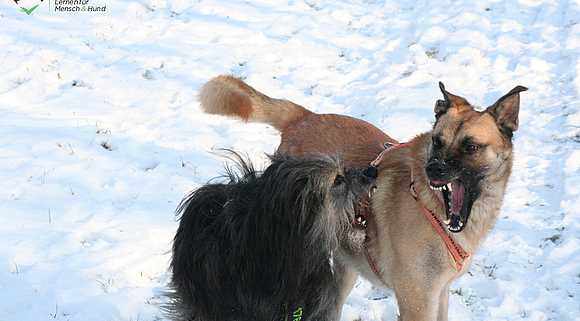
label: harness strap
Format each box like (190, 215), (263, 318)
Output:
(364, 141), (410, 286)
(369, 142), (410, 167)
(365, 141), (470, 277)
(364, 242), (388, 287)
(409, 181), (470, 271)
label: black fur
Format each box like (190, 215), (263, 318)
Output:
(166, 152), (374, 321)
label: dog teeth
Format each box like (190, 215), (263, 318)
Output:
(354, 216), (367, 228)
(443, 218), (451, 225)
(446, 219), (464, 232)
(429, 185), (444, 191)
(447, 183), (453, 192)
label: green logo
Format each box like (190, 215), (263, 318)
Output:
(13, 0), (44, 15)
(283, 307), (303, 321)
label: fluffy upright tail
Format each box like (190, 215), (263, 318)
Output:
(199, 75), (313, 131)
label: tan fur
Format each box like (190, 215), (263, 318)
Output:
(199, 76), (525, 321)
(199, 75), (313, 131)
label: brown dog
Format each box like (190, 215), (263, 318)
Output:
(199, 75), (527, 321)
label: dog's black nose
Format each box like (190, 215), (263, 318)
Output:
(426, 159), (447, 179)
(363, 166), (378, 179)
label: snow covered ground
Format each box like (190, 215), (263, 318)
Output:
(0, 1), (579, 320)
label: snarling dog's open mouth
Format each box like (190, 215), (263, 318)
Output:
(428, 178), (478, 233)
(353, 186), (377, 229)
(352, 167), (378, 229)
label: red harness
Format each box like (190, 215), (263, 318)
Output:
(364, 142), (470, 284)
(409, 179), (470, 271)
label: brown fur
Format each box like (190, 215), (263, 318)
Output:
(200, 76), (313, 131)
(199, 75), (526, 321)
(200, 76), (396, 168)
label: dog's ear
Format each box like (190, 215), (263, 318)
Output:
(486, 85), (528, 134)
(435, 82), (471, 118)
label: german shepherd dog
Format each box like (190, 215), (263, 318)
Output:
(198, 76), (527, 321)
(167, 152), (376, 321)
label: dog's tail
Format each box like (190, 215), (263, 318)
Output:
(199, 75), (313, 131)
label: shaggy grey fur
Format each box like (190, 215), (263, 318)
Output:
(166, 152), (375, 321)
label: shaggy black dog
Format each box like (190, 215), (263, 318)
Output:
(166, 152), (376, 321)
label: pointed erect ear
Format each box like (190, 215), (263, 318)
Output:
(434, 82), (471, 118)
(486, 85), (528, 134)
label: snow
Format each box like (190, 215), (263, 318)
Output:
(0, 1), (579, 321)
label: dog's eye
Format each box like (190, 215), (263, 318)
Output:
(333, 175), (345, 186)
(465, 144), (480, 154)
(432, 135), (443, 149)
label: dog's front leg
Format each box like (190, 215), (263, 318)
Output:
(393, 279), (442, 321)
(333, 259), (359, 320)
(436, 286), (449, 321)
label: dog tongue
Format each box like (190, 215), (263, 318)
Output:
(451, 181), (464, 214)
